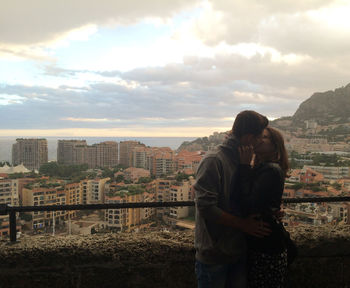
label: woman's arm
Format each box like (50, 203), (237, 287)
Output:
(251, 164), (284, 213)
(239, 164), (284, 215)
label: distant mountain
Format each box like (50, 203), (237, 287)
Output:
(179, 83), (350, 149)
(177, 132), (227, 151)
(291, 83), (350, 126)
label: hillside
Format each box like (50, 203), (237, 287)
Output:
(179, 83), (350, 149)
(291, 83), (350, 126)
(177, 131), (227, 151)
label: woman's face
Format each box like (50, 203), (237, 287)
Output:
(254, 129), (275, 155)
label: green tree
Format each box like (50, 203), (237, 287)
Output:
(331, 182), (342, 190)
(289, 183), (304, 190)
(115, 174), (125, 182)
(20, 213), (32, 222)
(39, 162), (89, 178)
(101, 168), (114, 178)
(175, 172), (190, 182)
(137, 177), (152, 184)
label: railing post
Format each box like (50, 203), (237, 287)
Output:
(9, 210), (17, 242)
(0, 204), (7, 216)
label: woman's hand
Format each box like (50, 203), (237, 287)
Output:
(239, 145), (255, 166)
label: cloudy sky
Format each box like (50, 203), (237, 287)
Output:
(1, 0), (350, 137)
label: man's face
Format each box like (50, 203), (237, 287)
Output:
(240, 133), (263, 148)
(253, 132), (264, 150)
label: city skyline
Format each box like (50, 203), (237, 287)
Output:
(2, 1), (350, 136)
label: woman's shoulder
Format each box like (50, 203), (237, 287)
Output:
(255, 162), (283, 177)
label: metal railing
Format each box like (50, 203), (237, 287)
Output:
(1, 196), (350, 242)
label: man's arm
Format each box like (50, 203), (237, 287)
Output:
(195, 156), (270, 237)
(217, 211), (271, 238)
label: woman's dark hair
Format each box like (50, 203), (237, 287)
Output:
(265, 127), (289, 178)
(231, 110), (269, 138)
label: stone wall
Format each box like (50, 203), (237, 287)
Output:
(0, 225), (349, 288)
(286, 225), (350, 288)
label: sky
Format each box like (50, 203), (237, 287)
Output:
(1, 0), (350, 137)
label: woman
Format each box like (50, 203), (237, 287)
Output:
(238, 127), (289, 288)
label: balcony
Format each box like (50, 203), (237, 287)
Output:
(0, 225), (349, 287)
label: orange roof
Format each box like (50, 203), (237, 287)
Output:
(106, 196), (122, 201)
(290, 169), (301, 177)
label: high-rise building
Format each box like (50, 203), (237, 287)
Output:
(96, 141), (118, 168)
(105, 192), (143, 232)
(0, 179), (20, 237)
(80, 178), (109, 204)
(119, 141), (145, 167)
(56, 140), (118, 169)
(132, 146), (150, 169)
(169, 178), (195, 220)
(151, 148), (174, 177)
(12, 139), (48, 170)
(87, 146), (97, 169)
(155, 178), (173, 216)
(22, 186), (58, 230)
(57, 140), (87, 165)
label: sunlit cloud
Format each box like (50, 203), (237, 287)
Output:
(0, 126), (229, 137)
(50, 25), (98, 49)
(61, 117), (121, 123)
(307, 3), (350, 29)
(0, 94), (25, 105)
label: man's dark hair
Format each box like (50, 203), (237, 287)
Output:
(231, 110), (268, 138)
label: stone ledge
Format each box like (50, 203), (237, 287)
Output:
(0, 225), (349, 287)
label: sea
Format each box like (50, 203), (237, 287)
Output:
(0, 136), (197, 162)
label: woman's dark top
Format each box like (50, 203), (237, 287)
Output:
(237, 162), (286, 253)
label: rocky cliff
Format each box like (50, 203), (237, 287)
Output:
(292, 83), (350, 126)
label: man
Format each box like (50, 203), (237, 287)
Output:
(194, 110), (271, 288)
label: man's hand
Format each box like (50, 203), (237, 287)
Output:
(274, 209), (285, 222)
(239, 145), (255, 166)
(239, 214), (271, 238)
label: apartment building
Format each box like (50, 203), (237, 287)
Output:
(338, 179), (350, 192)
(298, 168), (324, 183)
(63, 182), (82, 219)
(57, 140), (118, 169)
(131, 146), (151, 169)
(155, 179), (172, 203)
(155, 179), (173, 216)
(327, 203), (349, 224)
(175, 150), (203, 174)
(95, 141), (118, 168)
(21, 179), (86, 230)
(0, 179), (20, 237)
(169, 178), (195, 220)
(105, 191), (143, 232)
(12, 138), (48, 170)
(304, 165), (350, 180)
(22, 187), (58, 229)
(56, 189), (68, 222)
(140, 192), (156, 220)
(57, 140), (87, 165)
(81, 178), (109, 204)
(150, 148), (174, 177)
(119, 141), (145, 167)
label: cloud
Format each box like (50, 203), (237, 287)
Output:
(2, 0), (350, 137)
(62, 117), (121, 123)
(0, 0), (199, 45)
(189, 0), (350, 58)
